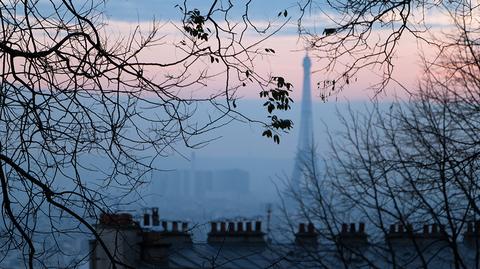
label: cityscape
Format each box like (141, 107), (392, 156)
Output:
(0, 0), (479, 269)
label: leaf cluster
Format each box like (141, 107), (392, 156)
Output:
(260, 76), (294, 144)
(183, 9), (210, 41)
(277, 10), (288, 17)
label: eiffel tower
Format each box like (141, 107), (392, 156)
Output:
(290, 52), (316, 199)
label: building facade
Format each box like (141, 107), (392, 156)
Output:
(90, 211), (480, 269)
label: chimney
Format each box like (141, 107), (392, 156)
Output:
(152, 208), (160, 226)
(211, 222), (218, 233)
(255, 221), (262, 232)
(299, 223), (306, 233)
(208, 220), (265, 245)
(228, 222), (235, 233)
(143, 212), (151, 226)
(423, 224), (429, 234)
(295, 222), (318, 246)
(237, 222), (244, 232)
(246, 222), (252, 232)
(387, 223), (414, 246)
(422, 223), (448, 246)
(387, 223), (448, 247)
(143, 221), (192, 246)
(141, 220), (192, 264)
(464, 221), (480, 248)
(359, 222), (365, 233)
(467, 222), (473, 233)
(440, 224), (446, 234)
(337, 223), (368, 250)
(96, 213), (141, 268)
(350, 223), (356, 233)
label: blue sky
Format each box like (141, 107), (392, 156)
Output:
(103, 0), (297, 22)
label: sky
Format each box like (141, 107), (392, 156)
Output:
(99, 0), (432, 98)
(95, 0), (440, 198)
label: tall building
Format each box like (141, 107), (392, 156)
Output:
(291, 53), (316, 195)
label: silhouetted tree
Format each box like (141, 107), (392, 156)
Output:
(276, 1), (480, 267)
(287, 37), (480, 268)
(295, 0), (479, 96)
(0, 0), (292, 268)
(282, 13), (480, 262)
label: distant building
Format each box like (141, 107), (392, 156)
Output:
(90, 211), (480, 269)
(89, 212), (317, 269)
(145, 169), (255, 222)
(151, 169), (250, 199)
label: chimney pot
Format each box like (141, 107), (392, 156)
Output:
(255, 221), (262, 232)
(228, 222), (235, 233)
(359, 222), (365, 233)
(423, 224), (429, 234)
(299, 223), (306, 233)
(467, 222), (473, 233)
(182, 222), (188, 232)
(152, 207), (160, 226)
(172, 221), (179, 232)
(237, 222), (244, 232)
(143, 213), (150, 226)
(307, 223), (315, 234)
(211, 222), (218, 233)
(341, 223), (348, 233)
(350, 223), (356, 233)
(220, 222), (226, 233)
(246, 222), (252, 232)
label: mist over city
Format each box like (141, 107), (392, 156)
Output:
(0, 0), (479, 268)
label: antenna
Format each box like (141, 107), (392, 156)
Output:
(266, 203), (272, 243)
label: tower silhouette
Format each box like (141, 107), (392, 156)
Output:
(291, 53), (315, 195)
